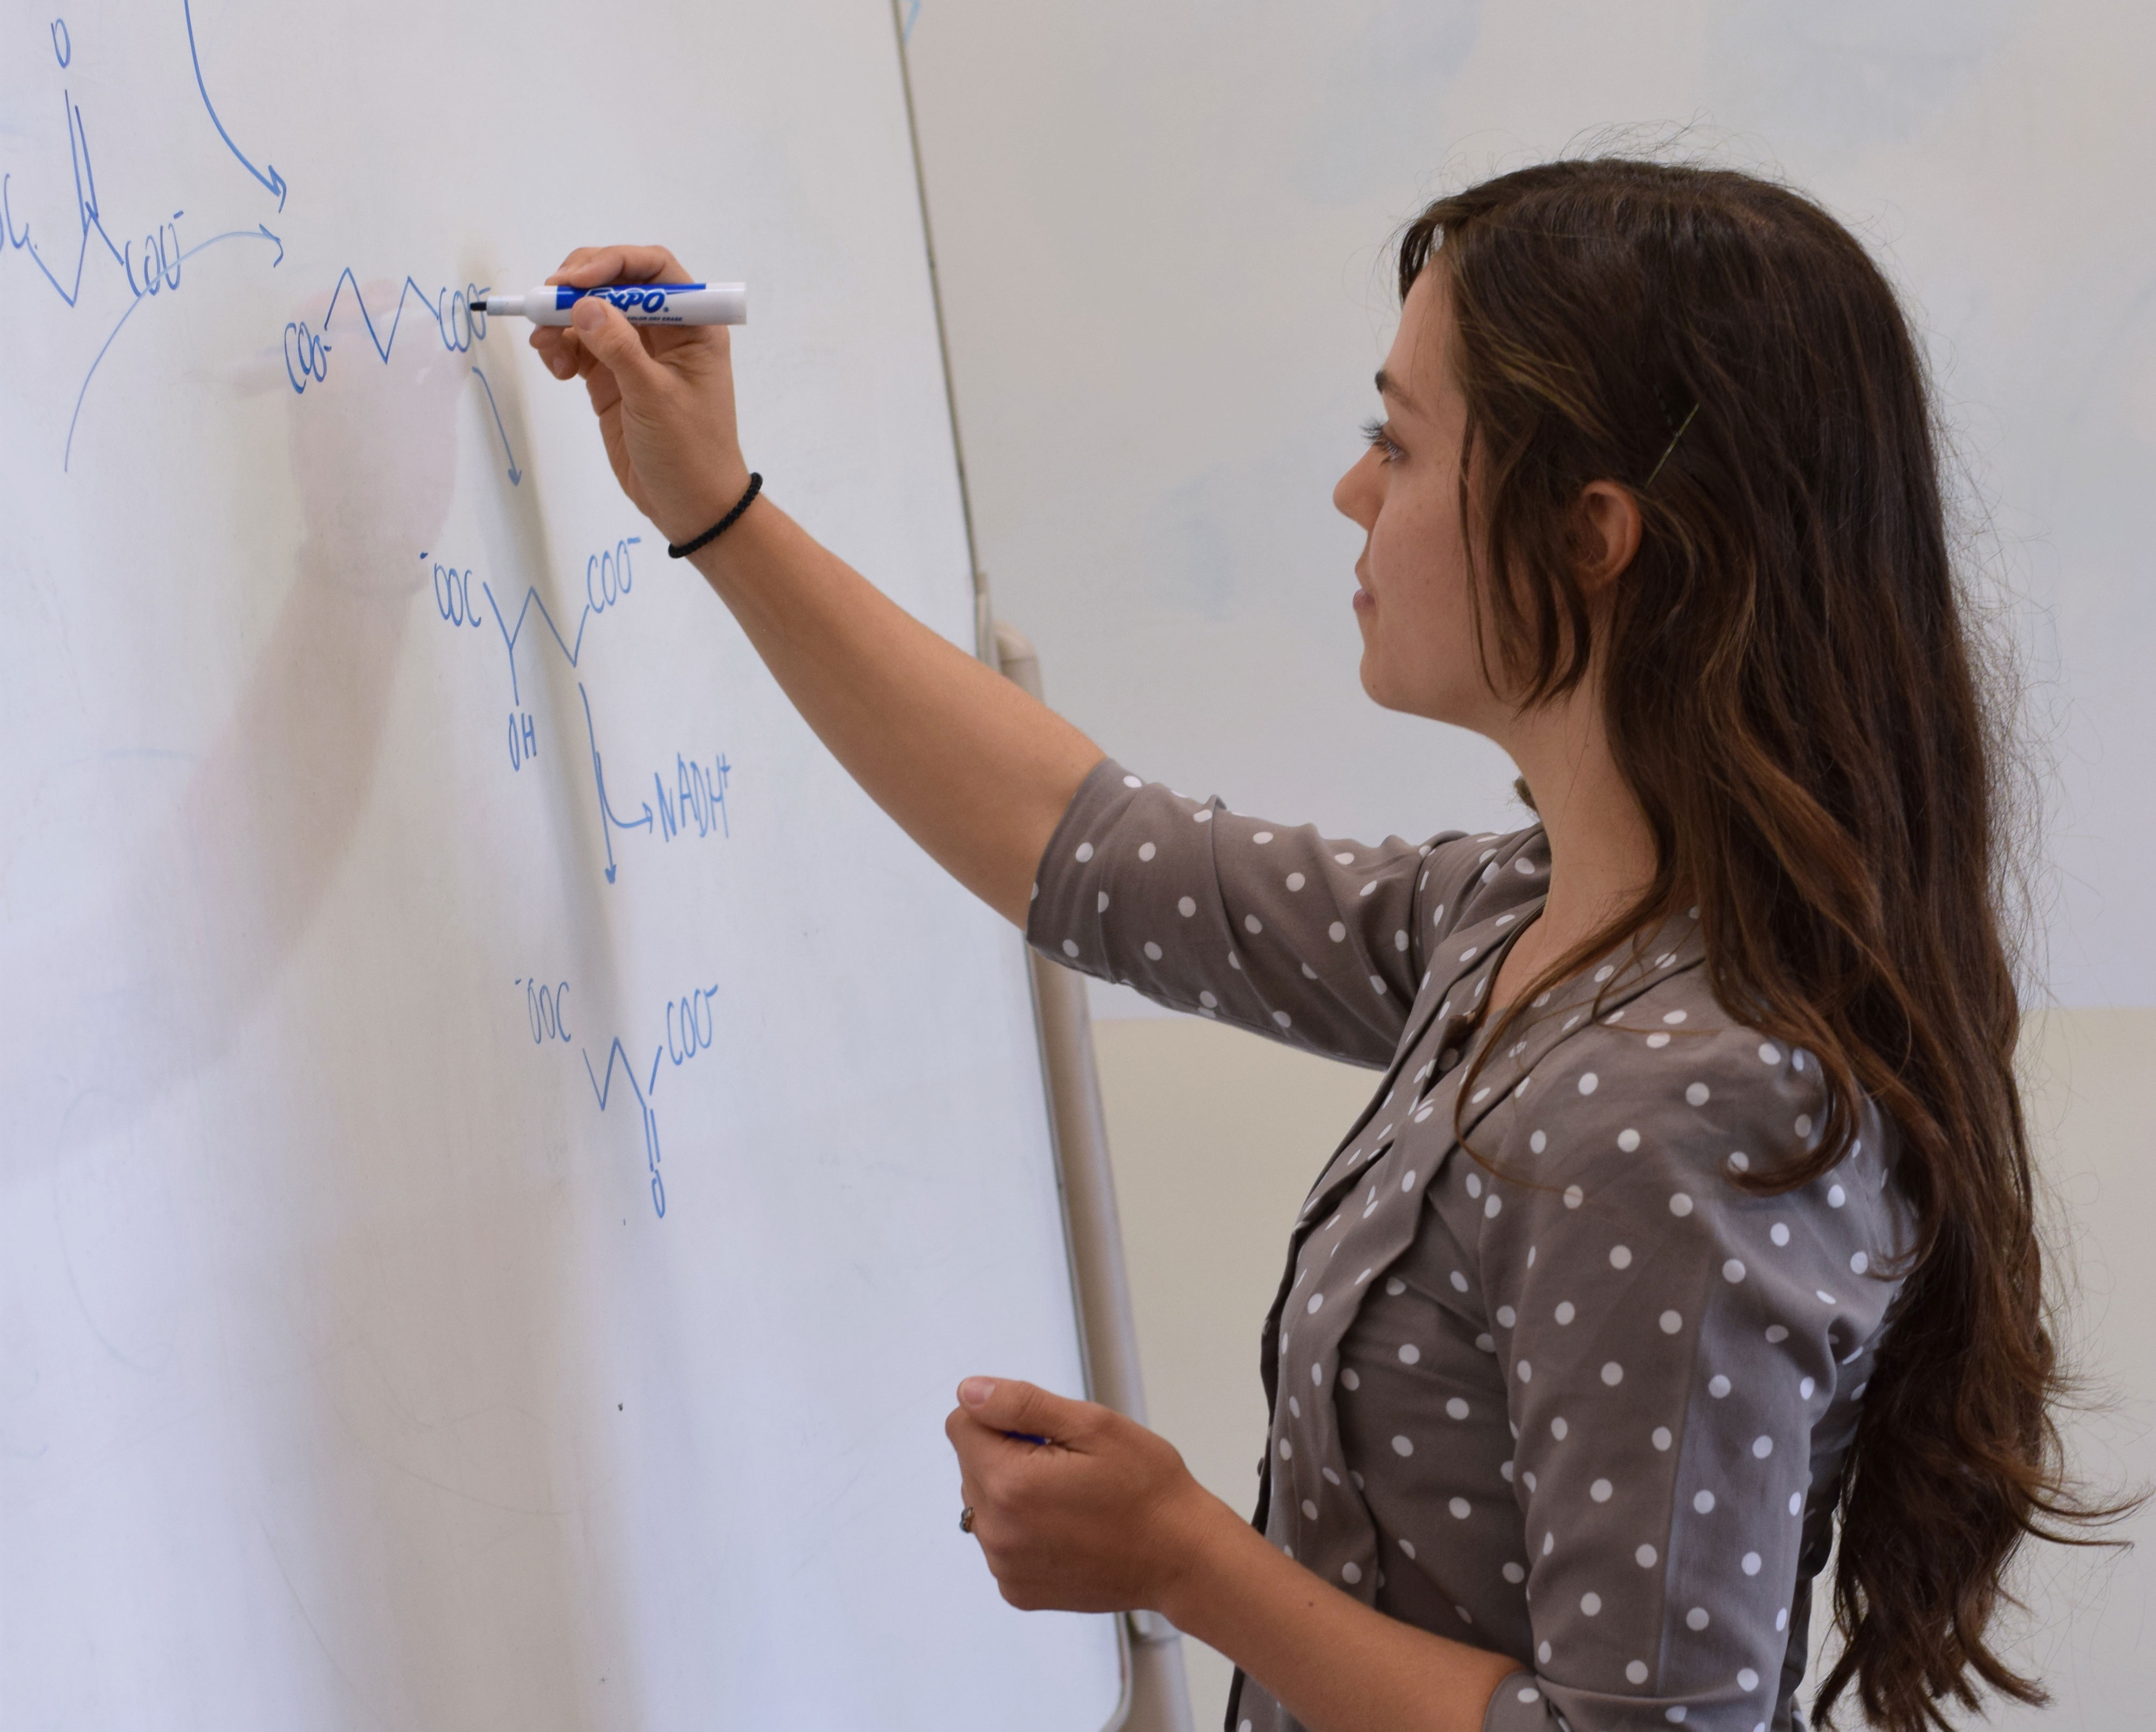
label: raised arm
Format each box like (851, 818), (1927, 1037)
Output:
(531, 244), (1103, 925)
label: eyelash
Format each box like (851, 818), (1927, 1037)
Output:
(1361, 417), (1404, 463)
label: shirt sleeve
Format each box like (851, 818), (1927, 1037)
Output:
(1471, 1021), (1908, 1731)
(1025, 757), (1461, 1068)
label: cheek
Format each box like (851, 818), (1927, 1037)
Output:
(1363, 479), (1492, 715)
(1370, 479), (1467, 632)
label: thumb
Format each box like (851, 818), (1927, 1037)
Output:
(569, 296), (665, 394)
(957, 1376), (1088, 1442)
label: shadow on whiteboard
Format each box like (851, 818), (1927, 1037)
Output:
(4, 281), (466, 1174)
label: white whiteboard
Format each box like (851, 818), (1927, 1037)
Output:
(0, 3), (1122, 1727)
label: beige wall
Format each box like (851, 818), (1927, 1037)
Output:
(1091, 1009), (2155, 1729)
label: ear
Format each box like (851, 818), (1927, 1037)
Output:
(1577, 480), (1643, 595)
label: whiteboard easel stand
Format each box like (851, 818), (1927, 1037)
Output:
(889, 2), (1194, 1716)
(997, 622), (1198, 1732)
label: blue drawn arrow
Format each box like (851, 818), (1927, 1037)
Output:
(471, 365), (522, 484)
(578, 682), (652, 884)
(64, 221), (285, 470)
(183, 0), (287, 210)
(183, 221), (282, 266)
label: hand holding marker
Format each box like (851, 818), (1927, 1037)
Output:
(521, 247), (761, 550)
(476, 281), (747, 326)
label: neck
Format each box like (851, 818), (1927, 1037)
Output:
(1489, 681), (1658, 1000)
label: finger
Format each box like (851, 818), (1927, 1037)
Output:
(554, 329), (601, 380)
(946, 1403), (1001, 1468)
(567, 298), (665, 399)
(944, 1405), (1013, 1497)
(548, 245), (692, 288)
(529, 321), (579, 359)
(541, 331), (598, 385)
(582, 359), (623, 420)
(549, 245), (626, 283)
(529, 327), (579, 380)
(953, 1377), (1092, 1446)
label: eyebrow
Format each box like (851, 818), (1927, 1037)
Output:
(1374, 368), (1419, 413)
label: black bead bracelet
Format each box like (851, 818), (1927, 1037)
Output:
(667, 473), (763, 558)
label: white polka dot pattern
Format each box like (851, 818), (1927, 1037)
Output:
(1024, 764), (1913, 1732)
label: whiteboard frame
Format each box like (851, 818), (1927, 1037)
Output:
(887, 4), (1192, 1724)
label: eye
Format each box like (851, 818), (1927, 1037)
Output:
(1360, 417), (1404, 464)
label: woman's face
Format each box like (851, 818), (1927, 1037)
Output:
(1333, 268), (1507, 735)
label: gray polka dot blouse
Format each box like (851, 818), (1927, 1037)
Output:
(1027, 761), (1913, 1732)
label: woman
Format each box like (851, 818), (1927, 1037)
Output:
(534, 159), (2103, 1732)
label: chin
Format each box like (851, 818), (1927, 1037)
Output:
(1360, 657), (1483, 729)
(1358, 661), (1416, 716)
(1356, 651), (1388, 707)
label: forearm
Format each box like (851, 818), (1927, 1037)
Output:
(1162, 1495), (1520, 1732)
(689, 494), (1102, 925)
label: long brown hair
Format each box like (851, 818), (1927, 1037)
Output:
(1409, 159), (2131, 1731)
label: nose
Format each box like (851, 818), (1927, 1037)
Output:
(1334, 445), (1378, 529)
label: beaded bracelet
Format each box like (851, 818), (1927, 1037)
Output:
(667, 472), (763, 558)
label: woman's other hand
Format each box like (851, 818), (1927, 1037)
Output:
(945, 1376), (1230, 1615)
(530, 245), (750, 545)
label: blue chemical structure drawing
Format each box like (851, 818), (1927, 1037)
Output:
(284, 273), (522, 483)
(566, 980), (724, 1218)
(5, 10), (516, 481)
(584, 1036), (667, 1217)
(446, 528), (734, 1221)
(437, 532), (735, 1217)
(472, 538), (641, 711)
(4, 11), (284, 467)
(519, 950), (710, 1225)
(516, 977), (573, 1045)
(516, 972), (665, 1217)
(427, 538), (735, 887)
(5, 10), (730, 1221)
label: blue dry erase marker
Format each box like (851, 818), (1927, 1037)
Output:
(1005, 1431), (1053, 1446)
(474, 282), (748, 327)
